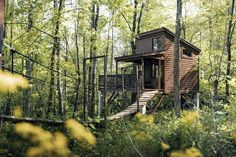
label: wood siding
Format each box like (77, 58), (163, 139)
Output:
(164, 34), (199, 94)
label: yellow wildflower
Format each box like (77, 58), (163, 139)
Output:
(181, 111), (199, 126)
(135, 112), (155, 124)
(0, 70), (28, 93)
(13, 106), (23, 117)
(161, 142), (170, 151)
(231, 132), (236, 140)
(134, 131), (151, 142)
(170, 147), (203, 157)
(65, 119), (96, 145)
(15, 122), (69, 157)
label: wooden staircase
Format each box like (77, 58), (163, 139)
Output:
(108, 90), (159, 120)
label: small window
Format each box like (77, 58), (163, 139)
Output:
(183, 49), (192, 57)
(152, 37), (162, 51)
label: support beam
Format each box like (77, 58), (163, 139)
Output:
(141, 58), (144, 90)
(83, 58), (87, 121)
(136, 64), (140, 111)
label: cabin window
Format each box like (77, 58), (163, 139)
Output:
(152, 37), (162, 51)
(183, 49), (192, 57)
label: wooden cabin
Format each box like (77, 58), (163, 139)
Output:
(99, 27), (200, 95)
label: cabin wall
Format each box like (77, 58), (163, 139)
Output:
(136, 38), (153, 53)
(136, 34), (165, 54)
(164, 34), (199, 94)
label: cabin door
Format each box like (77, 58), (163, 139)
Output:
(144, 59), (164, 89)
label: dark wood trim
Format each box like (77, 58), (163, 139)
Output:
(115, 51), (165, 62)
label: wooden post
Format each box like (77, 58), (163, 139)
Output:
(0, 0), (4, 69)
(121, 68), (125, 109)
(158, 60), (161, 89)
(11, 49), (14, 73)
(115, 61), (118, 89)
(104, 55), (108, 123)
(83, 58), (87, 121)
(194, 92), (200, 112)
(136, 64), (140, 111)
(141, 58), (144, 90)
(98, 91), (102, 118)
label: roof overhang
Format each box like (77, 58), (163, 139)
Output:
(115, 51), (165, 62)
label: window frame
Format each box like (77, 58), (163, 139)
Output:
(182, 48), (192, 58)
(152, 36), (163, 52)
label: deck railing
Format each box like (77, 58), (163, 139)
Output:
(99, 74), (138, 91)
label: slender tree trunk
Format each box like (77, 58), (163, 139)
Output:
(0, 0), (4, 69)
(74, 22), (81, 116)
(110, 10), (114, 73)
(225, 0), (235, 98)
(48, 0), (64, 115)
(88, 2), (99, 118)
(23, 1), (33, 116)
(131, 0), (138, 54)
(56, 38), (63, 115)
(173, 0), (182, 117)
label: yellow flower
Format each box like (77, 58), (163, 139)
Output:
(161, 142), (170, 151)
(0, 70), (29, 93)
(181, 111), (199, 126)
(13, 106), (23, 117)
(170, 147), (203, 157)
(135, 112), (155, 124)
(133, 131), (151, 142)
(65, 119), (96, 145)
(231, 132), (236, 140)
(15, 122), (69, 157)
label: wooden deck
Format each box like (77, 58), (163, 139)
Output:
(108, 90), (159, 120)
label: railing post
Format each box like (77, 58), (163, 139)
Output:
(121, 68), (125, 109)
(104, 55), (108, 123)
(10, 49), (15, 73)
(83, 58), (87, 121)
(115, 61), (118, 89)
(136, 64), (140, 111)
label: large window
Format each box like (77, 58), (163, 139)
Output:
(152, 37), (162, 51)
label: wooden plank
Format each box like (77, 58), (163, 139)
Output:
(107, 90), (159, 120)
(0, 115), (64, 125)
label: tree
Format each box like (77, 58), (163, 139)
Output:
(47, 0), (65, 115)
(173, 0), (182, 117)
(88, 1), (100, 118)
(225, 0), (235, 98)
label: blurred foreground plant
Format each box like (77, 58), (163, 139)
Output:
(14, 119), (97, 157)
(65, 119), (96, 145)
(0, 70), (29, 93)
(170, 147), (203, 157)
(15, 123), (68, 157)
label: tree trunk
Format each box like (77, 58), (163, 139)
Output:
(110, 10), (114, 73)
(0, 0), (4, 69)
(23, 1), (33, 116)
(131, 0), (138, 54)
(47, 0), (64, 114)
(88, 2), (99, 118)
(225, 0), (235, 98)
(73, 18), (81, 116)
(173, 0), (182, 117)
